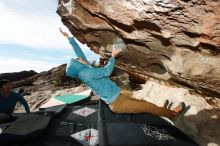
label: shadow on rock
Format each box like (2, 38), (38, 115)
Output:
(173, 108), (220, 146)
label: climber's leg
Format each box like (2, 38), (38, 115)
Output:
(109, 90), (177, 119)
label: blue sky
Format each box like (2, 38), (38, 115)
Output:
(0, 0), (100, 73)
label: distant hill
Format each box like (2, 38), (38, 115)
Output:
(0, 64), (83, 92)
(0, 70), (37, 82)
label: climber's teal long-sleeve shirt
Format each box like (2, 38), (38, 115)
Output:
(0, 91), (30, 115)
(66, 37), (121, 104)
(68, 37), (88, 62)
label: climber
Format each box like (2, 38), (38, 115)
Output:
(59, 28), (185, 119)
(0, 79), (30, 123)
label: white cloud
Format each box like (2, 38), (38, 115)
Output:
(0, 0), (100, 73)
(0, 0), (72, 50)
(0, 57), (60, 73)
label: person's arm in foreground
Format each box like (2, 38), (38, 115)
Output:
(17, 95), (30, 114)
(90, 49), (122, 79)
(59, 28), (88, 62)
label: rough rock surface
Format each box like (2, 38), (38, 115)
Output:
(12, 64), (83, 111)
(133, 79), (220, 146)
(57, 0), (220, 97)
(57, 1), (220, 145)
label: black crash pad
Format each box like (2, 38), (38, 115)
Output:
(0, 114), (51, 145)
(98, 99), (198, 146)
(99, 121), (198, 146)
(26, 104), (99, 146)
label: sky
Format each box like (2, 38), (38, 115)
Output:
(0, 0), (100, 73)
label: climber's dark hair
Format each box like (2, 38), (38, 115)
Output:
(0, 79), (10, 88)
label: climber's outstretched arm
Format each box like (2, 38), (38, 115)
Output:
(59, 28), (88, 62)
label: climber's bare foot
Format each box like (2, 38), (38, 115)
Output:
(172, 102), (185, 113)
